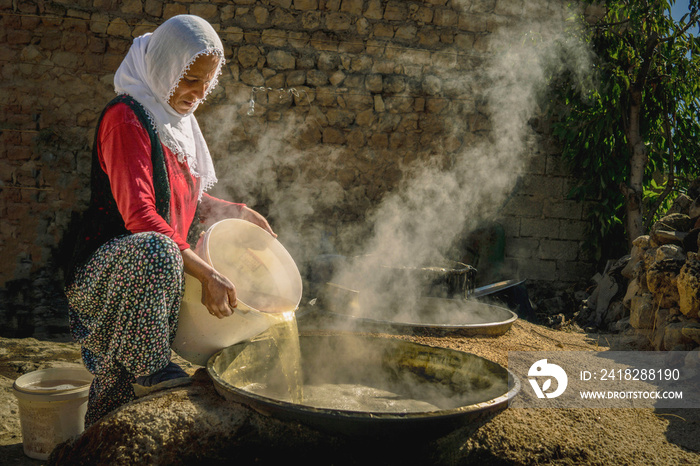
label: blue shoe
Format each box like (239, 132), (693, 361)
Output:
(133, 361), (191, 397)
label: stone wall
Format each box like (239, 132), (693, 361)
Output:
(579, 191), (700, 352)
(0, 0), (597, 337)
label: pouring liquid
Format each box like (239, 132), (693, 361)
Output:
(263, 310), (304, 403)
(220, 306), (304, 404)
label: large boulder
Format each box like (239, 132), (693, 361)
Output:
(682, 323), (700, 345)
(646, 257), (682, 309)
(664, 322), (695, 351)
(667, 193), (693, 216)
(678, 253), (700, 319)
(629, 294), (655, 329)
(621, 244), (644, 279)
(650, 213), (693, 246)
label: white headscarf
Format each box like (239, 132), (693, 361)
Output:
(114, 15), (224, 198)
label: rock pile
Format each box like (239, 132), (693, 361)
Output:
(579, 189), (700, 350)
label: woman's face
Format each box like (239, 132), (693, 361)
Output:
(168, 53), (220, 115)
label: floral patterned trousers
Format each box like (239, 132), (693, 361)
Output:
(65, 232), (185, 427)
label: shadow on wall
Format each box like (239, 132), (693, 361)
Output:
(0, 270), (71, 339)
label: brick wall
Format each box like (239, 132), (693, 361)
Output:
(0, 0), (597, 337)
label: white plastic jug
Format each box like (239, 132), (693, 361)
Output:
(172, 219), (303, 365)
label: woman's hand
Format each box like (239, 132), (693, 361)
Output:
(199, 194), (277, 238)
(200, 269), (237, 319)
(237, 205), (277, 238)
(182, 248), (237, 319)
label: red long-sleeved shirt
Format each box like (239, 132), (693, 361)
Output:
(97, 102), (242, 250)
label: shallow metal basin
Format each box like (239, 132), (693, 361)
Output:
(303, 295), (518, 337)
(207, 333), (519, 439)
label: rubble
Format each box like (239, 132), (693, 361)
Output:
(577, 193), (700, 351)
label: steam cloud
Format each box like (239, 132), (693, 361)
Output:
(202, 1), (596, 319)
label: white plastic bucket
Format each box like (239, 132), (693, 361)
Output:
(172, 219), (303, 365)
(12, 365), (93, 460)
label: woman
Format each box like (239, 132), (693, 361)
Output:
(65, 15), (274, 427)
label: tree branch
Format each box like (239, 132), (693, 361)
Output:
(658, 12), (700, 42)
(632, 31), (659, 93)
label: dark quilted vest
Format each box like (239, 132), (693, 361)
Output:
(65, 95), (171, 285)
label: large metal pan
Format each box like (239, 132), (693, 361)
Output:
(303, 283), (517, 336)
(207, 333), (519, 440)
